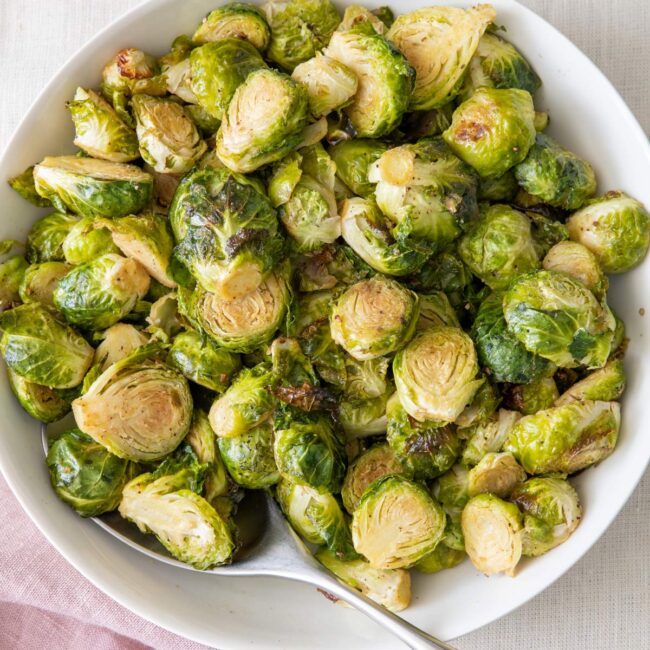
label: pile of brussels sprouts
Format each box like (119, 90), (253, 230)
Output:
(2, 0), (649, 612)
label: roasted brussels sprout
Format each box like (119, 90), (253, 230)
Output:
(7, 368), (74, 422)
(566, 191), (650, 273)
(101, 47), (166, 106)
(67, 87), (139, 162)
(543, 241), (608, 299)
(337, 4), (388, 34)
(387, 4), (495, 110)
(316, 548), (411, 612)
(462, 493), (523, 576)
(33, 156), (153, 219)
(18, 261), (69, 309)
(555, 358), (625, 406)
(511, 476), (581, 557)
(72, 346), (193, 461)
(415, 542), (465, 574)
(503, 270), (616, 369)
(416, 291), (460, 330)
(331, 275), (419, 360)
(393, 326), (482, 423)
(460, 409), (521, 467)
(216, 68), (310, 173)
(157, 35), (197, 104)
(324, 23), (414, 138)
(478, 170), (519, 202)
(351, 475), (445, 569)
(443, 88), (536, 179)
(514, 134), (596, 210)
(25, 212), (78, 264)
(94, 323), (148, 371)
(504, 377), (559, 416)
(505, 400), (620, 474)
(329, 139), (387, 198)
(0, 303), (93, 388)
(467, 451), (525, 498)
(0, 255), (27, 312)
(193, 3), (271, 50)
(8, 165), (51, 207)
(61, 217), (120, 265)
(455, 378), (501, 428)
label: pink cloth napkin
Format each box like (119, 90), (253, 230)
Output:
(0, 475), (212, 650)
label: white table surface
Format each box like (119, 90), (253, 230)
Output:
(1, 1), (649, 649)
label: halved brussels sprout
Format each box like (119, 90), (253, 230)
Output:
(455, 378), (501, 429)
(53, 254), (150, 330)
(216, 68), (310, 173)
(67, 87), (139, 162)
(295, 243), (372, 293)
(341, 443), (404, 514)
(387, 4), (495, 110)
(460, 409), (521, 467)
(0, 255), (28, 312)
(543, 241), (608, 299)
(316, 548), (411, 612)
(62, 217), (120, 265)
(331, 275), (419, 361)
(19, 261), (70, 309)
(566, 191), (650, 273)
(526, 210), (570, 258)
(292, 54), (358, 118)
(33, 156), (153, 219)
(8, 165), (52, 207)
(351, 475), (445, 569)
(386, 393), (460, 480)
(7, 368), (74, 422)
(416, 291), (460, 330)
(339, 391), (391, 439)
(276, 478), (355, 559)
(514, 133), (596, 210)
(393, 326), (482, 423)
(158, 35), (197, 104)
(329, 139), (387, 198)
(503, 270), (616, 369)
(193, 3), (271, 50)
(340, 198), (429, 277)
(26, 212), (79, 263)
(467, 451), (526, 498)
(458, 204), (539, 290)
(461, 493), (523, 576)
(0, 303), (93, 388)
(72, 346), (193, 461)
(458, 32), (541, 102)
(101, 47), (166, 102)
(337, 4), (388, 35)
(435, 463), (470, 510)
(511, 477), (581, 557)
(415, 542), (465, 574)
(504, 377), (559, 416)
(184, 105), (221, 136)
(478, 170), (519, 202)
(132, 95), (207, 174)
(505, 400), (620, 474)
(324, 23), (414, 138)
(180, 263), (291, 353)
(369, 138), (479, 254)
(264, 0), (341, 71)
(94, 323), (148, 371)
(443, 88), (536, 179)
(555, 358), (626, 406)
(47, 428), (136, 517)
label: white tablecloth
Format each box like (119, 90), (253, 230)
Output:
(1, 2), (649, 649)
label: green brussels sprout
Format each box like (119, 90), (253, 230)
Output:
(184, 105), (221, 136)
(119, 456), (235, 569)
(316, 547), (411, 612)
(190, 39), (267, 120)
(101, 47), (166, 102)
(72, 346), (193, 461)
(218, 420), (279, 489)
(471, 293), (554, 384)
(461, 493), (523, 576)
(458, 204), (540, 290)
(455, 378), (502, 429)
(276, 478), (355, 559)
(8, 165), (52, 207)
(408, 247), (472, 295)
(19, 261), (70, 309)
(157, 36), (197, 105)
(369, 138), (479, 253)
(0, 303), (93, 388)
(511, 477), (581, 557)
(351, 475), (446, 569)
(179, 263), (290, 353)
(386, 393), (460, 480)
(342, 355), (390, 401)
(292, 54), (358, 118)
(170, 165), (283, 300)
(525, 210), (570, 258)
(33, 156), (153, 219)
(504, 377), (559, 416)
(216, 68), (310, 173)
(193, 3), (271, 50)
(329, 139), (387, 198)
(131, 95), (207, 174)
(341, 443), (404, 514)
(299, 142), (337, 189)
(505, 399), (620, 474)
(268, 152), (304, 208)
(67, 87), (139, 162)
(168, 330), (241, 393)
(53, 254), (150, 330)
(543, 241), (608, 299)
(393, 326), (482, 423)
(331, 275), (419, 361)
(26, 212), (79, 263)
(209, 363), (275, 438)
(467, 451), (526, 498)
(443, 88), (536, 179)
(47, 428), (136, 517)
(337, 4), (388, 35)
(555, 358), (626, 406)
(7, 368), (75, 422)
(566, 191), (650, 273)
(339, 392), (391, 439)
(387, 5), (494, 110)
(264, 0), (340, 72)
(460, 409), (521, 467)
(503, 270), (616, 369)
(62, 217), (120, 265)
(94, 323), (148, 371)
(401, 105), (454, 141)
(415, 542), (465, 574)
(514, 134), (596, 210)
(458, 32), (541, 102)
(435, 464), (470, 510)
(416, 291), (460, 330)
(324, 23), (414, 138)
(478, 170), (519, 202)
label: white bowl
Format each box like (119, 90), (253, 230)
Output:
(1, 0), (649, 647)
